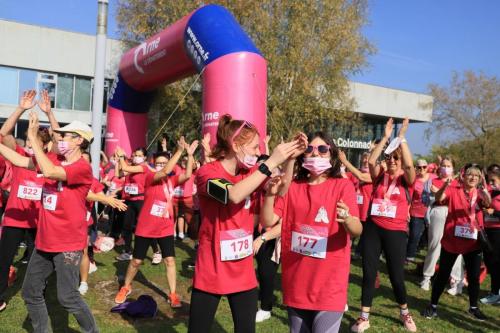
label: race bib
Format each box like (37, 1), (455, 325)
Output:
(357, 194), (364, 205)
(42, 191), (57, 211)
(124, 184), (139, 195)
(371, 198), (397, 218)
(17, 184), (42, 200)
(150, 200), (168, 218)
(291, 224), (328, 259)
(173, 186), (184, 197)
(220, 229), (253, 261)
(454, 225), (478, 240)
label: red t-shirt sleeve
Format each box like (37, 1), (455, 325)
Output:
(341, 179), (360, 218)
(196, 164), (217, 198)
(64, 159), (93, 186)
(91, 179), (105, 194)
(274, 194), (286, 218)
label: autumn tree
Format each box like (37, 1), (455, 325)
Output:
(116, 0), (373, 148)
(426, 71), (500, 166)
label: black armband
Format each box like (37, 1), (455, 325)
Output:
(207, 178), (233, 205)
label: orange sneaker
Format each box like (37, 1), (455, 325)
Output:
(114, 286), (131, 304)
(8, 266), (16, 287)
(168, 293), (182, 308)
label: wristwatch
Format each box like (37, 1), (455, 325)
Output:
(260, 235), (267, 242)
(258, 163), (272, 177)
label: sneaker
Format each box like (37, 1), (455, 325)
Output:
(351, 317), (370, 332)
(480, 293), (500, 305)
(420, 277), (431, 291)
(0, 301), (6, 312)
(406, 257), (416, 264)
(116, 252), (132, 261)
(19, 242), (27, 248)
(468, 307), (487, 321)
(447, 281), (463, 296)
(7, 267), (16, 287)
(78, 282), (89, 295)
(115, 237), (125, 246)
(152, 252), (162, 265)
(177, 233), (185, 240)
(345, 303), (349, 312)
(20, 258), (29, 264)
(400, 312), (417, 332)
(422, 305), (437, 319)
(114, 286), (132, 304)
(255, 309), (271, 322)
(168, 293), (182, 308)
(89, 261), (98, 274)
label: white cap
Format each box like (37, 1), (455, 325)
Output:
(53, 121), (93, 142)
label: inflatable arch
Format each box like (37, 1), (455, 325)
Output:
(105, 4), (267, 155)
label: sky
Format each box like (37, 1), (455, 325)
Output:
(1, 0), (499, 155)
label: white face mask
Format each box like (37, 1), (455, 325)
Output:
(236, 147), (258, 169)
(155, 165), (163, 171)
(133, 156), (145, 165)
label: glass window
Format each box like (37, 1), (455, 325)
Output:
(37, 72), (57, 108)
(0, 66), (19, 105)
(74, 77), (91, 111)
(18, 69), (37, 98)
(56, 74), (74, 109)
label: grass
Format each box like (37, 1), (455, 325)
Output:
(2, 239), (500, 333)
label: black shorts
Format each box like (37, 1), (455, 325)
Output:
(133, 235), (175, 260)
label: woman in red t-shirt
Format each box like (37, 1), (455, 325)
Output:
(261, 132), (362, 333)
(188, 114), (304, 333)
(352, 118), (418, 333)
(115, 138), (198, 308)
(422, 164), (492, 320)
(172, 156), (198, 240)
(115, 147), (159, 262)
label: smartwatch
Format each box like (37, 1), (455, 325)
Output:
(258, 163), (272, 177)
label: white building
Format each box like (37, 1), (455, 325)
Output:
(0, 19), (432, 161)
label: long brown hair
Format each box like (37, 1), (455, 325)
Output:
(210, 114), (259, 160)
(296, 131), (342, 180)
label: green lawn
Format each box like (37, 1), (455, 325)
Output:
(2, 239), (499, 332)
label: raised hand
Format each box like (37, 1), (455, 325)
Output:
(384, 118), (394, 139)
(201, 133), (211, 151)
(398, 117), (410, 138)
(265, 175), (282, 196)
(338, 150), (347, 163)
(267, 140), (302, 168)
(37, 90), (52, 114)
(27, 111), (40, 139)
(177, 136), (187, 151)
(19, 90), (37, 110)
(289, 132), (308, 159)
(115, 147), (126, 157)
(186, 140), (199, 156)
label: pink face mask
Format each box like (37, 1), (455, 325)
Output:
(133, 156), (145, 165)
(238, 153), (257, 169)
(302, 157), (332, 176)
(361, 167), (369, 173)
(57, 141), (73, 156)
(24, 147), (34, 156)
(440, 166), (453, 177)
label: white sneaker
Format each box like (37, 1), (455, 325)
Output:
(420, 277), (431, 291)
(152, 252), (162, 265)
(78, 282), (88, 295)
(178, 233), (185, 240)
(345, 303), (349, 312)
(88, 261), (98, 274)
(447, 281), (463, 296)
(480, 293), (500, 304)
(116, 252), (132, 261)
(255, 309), (271, 322)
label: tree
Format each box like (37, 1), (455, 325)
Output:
(426, 71), (500, 166)
(116, 0), (373, 148)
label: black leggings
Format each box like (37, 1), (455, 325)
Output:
(122, 200), (158, 254)
(361, 221), (408, 307)
(256, 239), (279, 311)
(188, 287), (257, 333)
(431, 248), (482, 307)
(0, 226), (36, 302)
(484, 228), (500, 294)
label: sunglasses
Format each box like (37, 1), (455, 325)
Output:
(416, 166), (427, 170)
(231, 120), (256, 144)
(384, 154), (399, 161)
(305, 145), (330, 154)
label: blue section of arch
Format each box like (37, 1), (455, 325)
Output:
(108, 73), (155, 114)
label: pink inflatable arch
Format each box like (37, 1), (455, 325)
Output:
(105, 4), (267, 155)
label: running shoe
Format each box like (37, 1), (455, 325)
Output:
(480, 293), (500, 305)
(8, 267), (16, 287)
(255, 309), (271, 322)
(168, 293), (182, 308)
(78, 282), (89, 296)
(177, 233), (185, 240)
(420, 277), (431, 291)
(0, 301), (6, 312)
(152, 252), (162, 265)
(447, 280), (463, 296)
(114, 286), (132, 304)
(116, 252), (132, 261)
(89, 261), (98, 274)
(468, 307), (487, 321)
(351, 317), (370, 332)
(422, 305), (437, 319)
(115, 237), (125, 246)
(400, 312), (417, 332)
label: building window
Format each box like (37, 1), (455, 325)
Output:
(56, 74), (74, 109)
(37, 72), (57, 108)
(18, 69), (37, 99)
(0, 66), (19, 105)
(74, 77), (91, 111)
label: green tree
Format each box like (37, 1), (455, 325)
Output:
(116, 0), (373, 148)
(426, 71), (500, 166)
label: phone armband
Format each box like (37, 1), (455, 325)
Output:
(207, 178), (233, 205)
